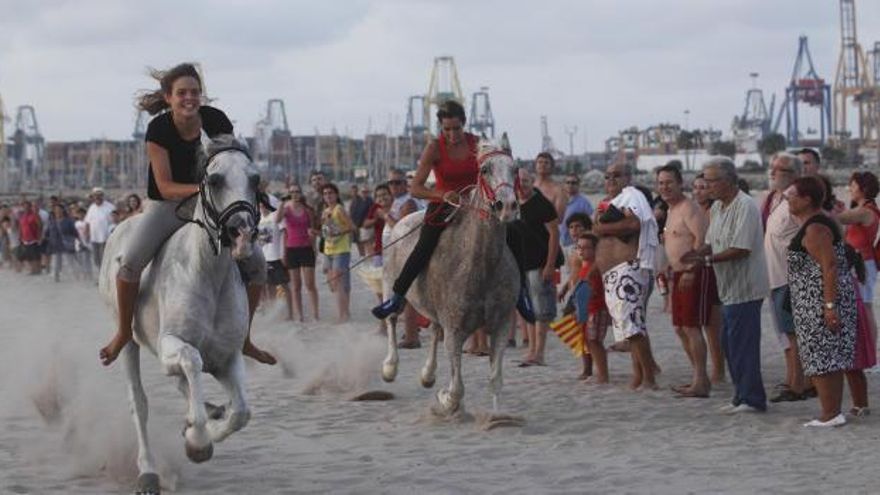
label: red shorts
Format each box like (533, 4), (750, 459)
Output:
(671, 269), (713, 328)
(583, 310), (611, 343)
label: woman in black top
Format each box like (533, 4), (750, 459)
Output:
(99, 63), (275, 367)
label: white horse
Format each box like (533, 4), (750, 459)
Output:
(99, 135), (261, 494)
(380, 139), (520, 416)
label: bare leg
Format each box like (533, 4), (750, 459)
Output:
(242, 284), (276, 365)
(845, 370), (869, 410)
(675, 327), (695, 366)
(290, 269), (304, 322)
(705, 304), (725, 383)
(812, 371), (844, 422)
(682, 326), (710, 396)
(631, 334), (657, 390)
(586, 339), (609, 383)
(534, 322), (549, 364)
(786, 334), (805, 394)
(303, 266), (319, 321)
(100, 276), (140, 366)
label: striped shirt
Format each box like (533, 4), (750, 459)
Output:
(706, 191), (769, 305)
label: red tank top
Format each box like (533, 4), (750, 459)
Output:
(578, 261), (607, 314)
(845, 202), (880, 260)
(434, 133), (478, 196)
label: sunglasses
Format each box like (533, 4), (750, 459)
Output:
(565, 180), (579, 185)
(388, 179), (405, 185)
(604, 173), (625, 180)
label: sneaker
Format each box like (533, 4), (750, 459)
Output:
(371, 293), (406, 320)
(726, 404), (763, 415)
(516, 286), (536, 324)
(803, 413), (846, 427)
(717, 403), (738, 413)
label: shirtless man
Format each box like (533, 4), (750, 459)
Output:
(534, 152), (567, 226)
(593, 163), (660, 390)
(657, 164), (711, 397)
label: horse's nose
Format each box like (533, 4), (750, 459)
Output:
(493, 200), (504, 211)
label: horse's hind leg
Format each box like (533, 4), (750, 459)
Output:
(381, 314), (399, 382)
(420, 323), (443, 388)
(159, 334), (213, 463)
(207, 353), (251, 443)
(434, 330), (464, 416)
(123, 342), (161, 494)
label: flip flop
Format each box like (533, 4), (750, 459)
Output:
(517, 361), (533, 368)
(669, 384), (692, 394)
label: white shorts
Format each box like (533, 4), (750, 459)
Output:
(603, 260), (649, 342)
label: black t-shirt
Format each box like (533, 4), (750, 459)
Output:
(145, 106), (233, 200)
(515, 188), (563, 271)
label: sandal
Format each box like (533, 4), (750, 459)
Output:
(849, 407), (871, 417)
(397, 341), (421, 349)
(769, 389), (806, 403)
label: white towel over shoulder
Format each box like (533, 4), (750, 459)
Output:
(610, 186), (659, 270)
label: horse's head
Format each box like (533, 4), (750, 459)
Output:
(476, 137), (519, 222)
(197, 133), (262, 260)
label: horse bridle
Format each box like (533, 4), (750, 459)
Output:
(476, 150), (519, 213)
(182, 146), (262, 256)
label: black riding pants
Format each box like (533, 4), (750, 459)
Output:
(392, 202), (527, 296)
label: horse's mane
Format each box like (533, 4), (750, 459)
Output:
(196, 133), (249, 178)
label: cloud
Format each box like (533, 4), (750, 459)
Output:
(0, 0), (878, 157)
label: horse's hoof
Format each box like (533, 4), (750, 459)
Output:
(432, 390), (460, 417)
(420, 376), (435, 388)
(204, 402), (226, 420)
(135, 472), (161, 494)
(185, 441), (214, 463)
(381, 364), (398, 383)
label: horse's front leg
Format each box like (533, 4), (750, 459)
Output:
(123, 341), (161, 494)
(488, 318), (509, 412)
(381, 314), (399, 382)
(207, 352), (251, 443)
(420, 322), (443, 388)
(434, 329), (464, 416)
(159, 334), (213, 463)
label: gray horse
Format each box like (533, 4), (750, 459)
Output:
(380, 139), (519, 416)
(99, 135), (260, 494)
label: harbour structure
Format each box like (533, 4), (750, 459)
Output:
(731, 73), (774, 153)
(424, 56), (464, 136)
(833, 0), (879, 160)
(773, 36), (832, 147)
(468, 87), (495, 138)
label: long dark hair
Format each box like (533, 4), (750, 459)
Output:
(136, 63), (202, 115)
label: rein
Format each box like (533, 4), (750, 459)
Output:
(175, 147), (261, 256)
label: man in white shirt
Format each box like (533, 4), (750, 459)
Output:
(684, 157), (769, 414)
(83, 187), (115, 271)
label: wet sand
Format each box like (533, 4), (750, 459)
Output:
(0, 265), (877, 494)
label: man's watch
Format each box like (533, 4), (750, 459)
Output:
(824, 301), (836, 310)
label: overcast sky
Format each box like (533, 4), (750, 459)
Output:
(1, 0), (879, 158)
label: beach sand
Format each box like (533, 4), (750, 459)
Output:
(0, 264), (877, 494)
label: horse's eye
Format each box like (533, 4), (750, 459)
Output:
(480, 165), (490, 175)
(207, 173), (224, 188)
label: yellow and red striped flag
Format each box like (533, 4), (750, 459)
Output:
(549, 314), (586, 358)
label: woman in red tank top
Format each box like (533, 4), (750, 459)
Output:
(372, 101), (535, 322)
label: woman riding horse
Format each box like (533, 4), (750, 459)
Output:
(372, 100), (535, 323)
(99, 63), (275, 366)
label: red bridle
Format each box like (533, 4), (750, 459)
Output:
(477, 150), (519, 205)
